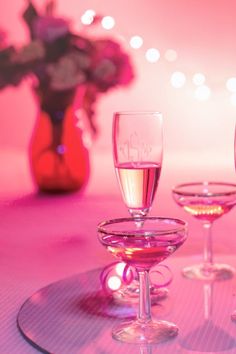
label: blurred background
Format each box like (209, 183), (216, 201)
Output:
(1, 4), (236, 353)
(0, 0), (236, 198)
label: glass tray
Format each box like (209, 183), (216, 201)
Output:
(17, 257), (236, 354)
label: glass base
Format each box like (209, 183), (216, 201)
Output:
(112, 319), (178, 344)
(182, 263), (235, 281)
(112, 280), (168, 304)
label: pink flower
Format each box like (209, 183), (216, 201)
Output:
(46, 53), (86, 90)
(91, 39), (135, 92)
(0, 0), (135, 136)
(14, 40), (45, 63)
(33, 16), (69, 43)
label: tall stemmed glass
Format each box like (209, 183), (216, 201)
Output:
(98, 216), (188, 344)
(113, 111), (163, 219)
(172, 182), (236, 280)
(112, 111), (164, 301)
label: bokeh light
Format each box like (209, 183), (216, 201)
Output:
(226, 77), (236, 93)
(129, 35), (143, 49)
(170, 71), (186, 88)
(115, 262), (126, 277)
(107, 276), (121, 290)
(145, 48), (160, 63)
(81, 9), (96, 25)
(101, 16), (115, 30)
(192, 73), (206, 86)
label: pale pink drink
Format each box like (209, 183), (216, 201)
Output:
(115, 162), (161, 217)
(113, 112), (163, 218)
(102, 231), (185, 270)
(180, 199), (235, 223)
(98, 217), (188, 344)
(172, 181), (236, 280)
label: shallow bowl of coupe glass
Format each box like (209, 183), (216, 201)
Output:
(97, 216), (188, 344)
(172, 181), (236, 281)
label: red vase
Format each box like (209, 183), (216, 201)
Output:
(29, 88), (90, 193)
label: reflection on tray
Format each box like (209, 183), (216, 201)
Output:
(180, 281), (236, 352)
(17, 263), (236, 354)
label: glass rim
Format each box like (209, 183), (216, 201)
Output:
(97, 216), (187, 237)
(172, 181), (236, 197)
(113, 111), (162, 117)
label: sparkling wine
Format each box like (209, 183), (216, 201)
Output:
(181, 200), (234, 222)
(101, 233), (185, 270)
(172, 182), (236, 281)
(115, 162), (161, 213)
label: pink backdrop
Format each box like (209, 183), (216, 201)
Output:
(0, 0), (236, 193)
(1, 4), (236, 352)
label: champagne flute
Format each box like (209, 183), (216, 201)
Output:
(172, 181), (236, 280)
(98, 216), (188, 344)
(112, 111), (165, 301)
(113, 111), (163, 219)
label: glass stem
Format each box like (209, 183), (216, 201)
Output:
(204, 282), (213, 320)
(203, 222), (213, 270)
(138, 270), (151, 323)
(139, 345), (152, 354)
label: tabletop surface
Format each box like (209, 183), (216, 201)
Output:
(1, 149), (236, 353)
(16, 257), (236, 354)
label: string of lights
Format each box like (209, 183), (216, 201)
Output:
(80, 9), (236, 105)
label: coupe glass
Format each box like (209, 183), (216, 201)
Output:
(172, 181), (236, 280)
(98, 216), (188, 344)
(112, 111), (165, 301)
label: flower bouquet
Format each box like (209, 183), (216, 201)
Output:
(0, 0), (135, 193)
